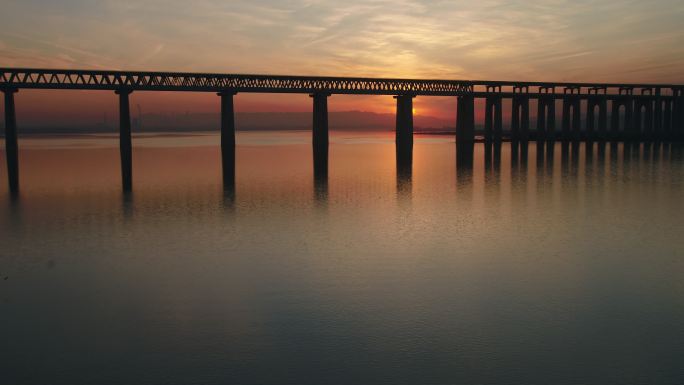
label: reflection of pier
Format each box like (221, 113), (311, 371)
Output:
(2, 68), (683, 194)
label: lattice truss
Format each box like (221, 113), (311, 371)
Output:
(0, 68), (473, 95)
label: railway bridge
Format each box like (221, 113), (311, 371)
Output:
(2, 68), (683, 194)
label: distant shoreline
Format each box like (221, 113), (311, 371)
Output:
(1, 128), (467, 138)
(0, 130), (521, 143)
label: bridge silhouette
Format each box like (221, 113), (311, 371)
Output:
(2, 67), (683, 195)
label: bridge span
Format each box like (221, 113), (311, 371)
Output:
(2, 67), (683, 194)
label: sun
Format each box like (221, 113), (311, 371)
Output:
(412, 107), (417, 115)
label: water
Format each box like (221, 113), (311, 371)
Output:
(1, 131), (684, 385)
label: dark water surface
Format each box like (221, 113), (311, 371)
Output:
(1, 131), (684, 385)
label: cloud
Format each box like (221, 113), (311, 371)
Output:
(0, 0), (682, 83)
(133, 43), (165, 66)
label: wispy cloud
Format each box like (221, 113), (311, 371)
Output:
(0, 0), (682, 83)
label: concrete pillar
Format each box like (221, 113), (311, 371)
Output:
(511, 98), (520, 142)
(511, 94), (529, 164)
(675, 89), (684, 141)
(396, 95), (414, 200)
(494, 97), (502, 142)
(545, 98), (557, 144)
(536, 98), (546, 144)
(625, 99), (635, 142)
(562, 96), (580, 142)
(3, 88), (19, 195)
(395, 94), (414, 171)
(595, 98), (608, 142)
(654, 89), (662, 140)
(522, 98), (530, 143)
(218, 90), (237, 191)
(116, 89), (133, 192)
(484, 98), (493, 141)
(311, 92), (330, 181)
(537, 87), (556, 146)
(543, 97), (557, 163)
(484, 96), (502, 143)
(634, 98), (654, 142)
(456, 94), (475, 144)
(612, 98), (636, 142)
(456, 94), (475, 170)
(511, 95), (529, 142)
(610, 99), (620, 142)
(585, 94), (607, 141)
(562, 98), (571, 141)
(572, 98), (581, 141)
(671, 90), (678, 141)
(586, 97), (597, 141)
(664, 98), (673, 141)
(535, 96), (549, 166)
(536, 97), (552, 145)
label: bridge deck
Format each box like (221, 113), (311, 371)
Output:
(1, 68), (681, 96)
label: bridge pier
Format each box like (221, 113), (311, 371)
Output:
(610, 99), (620, 142)
(611, 97), (634, 142)
(587, 96), (607, 142)
(634, 97), (653, 142)
(219, 90), (237, 191)
(664, 98), (673, 141)
(512, 91), (529, 165)
(562, 94), (581, 142)
(116, 89), (133, 192)
(484, 95), (502, 142)
(456, 94), (475, 168)
(3, 88), (19, 196)
(654, 89), (663, 141)
(456, 94), (475, 144)
(396, 95), (414, 201)
(538, 94), (556, 160)
(395, 94), (414, 172)
(674, 88), (684, 141)
(311, 92), (329, 181)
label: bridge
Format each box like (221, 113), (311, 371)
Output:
(2, 67), (683, 194)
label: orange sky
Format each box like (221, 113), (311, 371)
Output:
(6, 90), (461, 128)
(2, 0), (683, 126)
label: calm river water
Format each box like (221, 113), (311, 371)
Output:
(1, 131), (684, 385)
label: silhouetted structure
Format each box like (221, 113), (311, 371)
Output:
(1, 68), (683, 192)
(456, 93), (475, 166)
(311, 92), (329, 182)
(218, 90), (237, 192)
(3, 87), (18, 196)
(395, 94), (414, 171)
(115, 89), (133, 191)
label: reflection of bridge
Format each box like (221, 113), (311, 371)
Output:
(2, 67), (683, 194)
